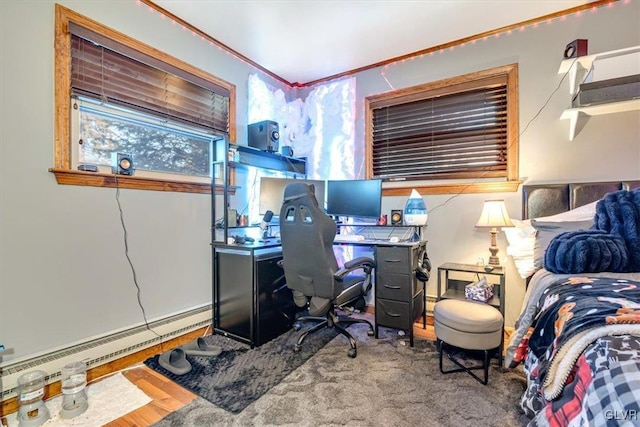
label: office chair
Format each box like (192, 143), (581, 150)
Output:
(279, 182), (376, 358)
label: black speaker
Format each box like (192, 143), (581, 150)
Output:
(563, 39), (588, 60)
(111, 153), (133, 175)
(248, 120), (280, 153)
(391, 210), (403, 225)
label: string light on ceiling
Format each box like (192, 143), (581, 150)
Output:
(136, 0), (628, 90)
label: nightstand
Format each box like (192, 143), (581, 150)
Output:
(437, 262), (505, 365)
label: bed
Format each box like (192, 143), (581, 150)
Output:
(505, 180), (640, 427)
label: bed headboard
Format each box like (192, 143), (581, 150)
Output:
(522, 180), (640, 220)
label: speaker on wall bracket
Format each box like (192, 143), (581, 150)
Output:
(563, 39), (588, 60)
(111, 152), (134, 175)
(390, 210), (403, 225)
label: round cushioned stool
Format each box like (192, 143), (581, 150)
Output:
(434, 299), (503, 385)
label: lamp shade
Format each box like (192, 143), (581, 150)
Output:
(475, 200), (514, 228)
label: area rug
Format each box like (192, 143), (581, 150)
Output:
(144, 323), (342, 413)
(152, 322), (531, 427)
(4, 372), (152, 427)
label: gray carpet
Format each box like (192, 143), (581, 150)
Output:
(145, 323), (339, 413)
(152, 318), (530, 427)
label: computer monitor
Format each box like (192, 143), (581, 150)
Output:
(326, 179), (382, 220)
(259, 177), (326, 215)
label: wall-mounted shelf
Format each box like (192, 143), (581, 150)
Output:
(558, 46), (640, 95)
(560, 99), (640, 141)
(558, 45), (640, 141)
(212, 139), (307, 243)
(230, 143), (306, 174)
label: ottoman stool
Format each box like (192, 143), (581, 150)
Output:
(433, 298), (503, 385)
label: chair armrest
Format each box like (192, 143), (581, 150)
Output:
(335, 256), (376, 280)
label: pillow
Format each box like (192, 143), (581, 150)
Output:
(535, 200), (598, 222)
(503, 202), (598, 278)
(504, 219), (537, 279)
(531, 219), (594, 269)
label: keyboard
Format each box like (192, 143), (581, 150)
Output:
(334, 234), (366, 243)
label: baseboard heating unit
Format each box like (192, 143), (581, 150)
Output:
(0, 305), (212, 402)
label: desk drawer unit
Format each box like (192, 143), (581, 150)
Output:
(376, 271), (420, 301)
(376, 246), (410, 274)
(374, 243), (426, 346)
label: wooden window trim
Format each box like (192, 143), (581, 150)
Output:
(51, 4), (236, 194)
(366, 64), (520, 195)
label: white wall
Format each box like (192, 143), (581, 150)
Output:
(1, 1), (639, 364)
(351, 2), (640, 326)
(0, 0), (288, 363)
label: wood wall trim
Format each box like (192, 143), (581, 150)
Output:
(140, 0), (291, 87)
(49, 169), (237, 195)
(142, 0), (617, 88)
(382, 180), (522, 197)
(301, 0), (618, 87)
(368, 64), (519, 192)
(53, 4), (236, 194)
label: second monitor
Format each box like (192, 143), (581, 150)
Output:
(326, 179), (382, 220)
(260, 177), (326, 216)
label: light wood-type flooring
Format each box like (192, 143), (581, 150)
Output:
(108, 319), (437, 426)
(7, 315), (490, 426)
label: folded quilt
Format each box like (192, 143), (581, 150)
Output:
(544, 230), (628, 273)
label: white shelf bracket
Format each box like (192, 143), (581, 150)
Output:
(568, 62), (588, 96)
(564, 110), (588, 141)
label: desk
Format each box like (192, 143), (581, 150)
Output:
(213, 238), (427, 348)
(212, 241), (297, 347)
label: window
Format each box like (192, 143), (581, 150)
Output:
(72, 98), (216, 180)
(365, 64), (520, 195)
(52, 5), (236, 193)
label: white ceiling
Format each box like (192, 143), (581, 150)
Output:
(154, 0), (598, 85)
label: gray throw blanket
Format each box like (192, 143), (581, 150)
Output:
(545, 189), (640, 273)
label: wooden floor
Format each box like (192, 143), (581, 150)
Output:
(99, 321), (437, 426)
(103, 367), (197, 427)
(3, 318), (511, 427)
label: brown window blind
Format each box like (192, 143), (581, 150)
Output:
(69, 25), (229, 134)
(371, 84), (508, 181)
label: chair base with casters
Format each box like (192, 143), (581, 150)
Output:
(290, 263), (376, 358)
(293, 306), (374, 358)
(433, 299), (503, 385)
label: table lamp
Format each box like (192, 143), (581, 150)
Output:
(475, 200), (513, 266)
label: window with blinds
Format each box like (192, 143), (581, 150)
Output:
(366, 64), (518, 190)
(69, 30), (229, 134)
(52, 5), (236, 193)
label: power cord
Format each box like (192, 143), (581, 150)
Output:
(425, 57), (578, 214)
(114, 174), (164, 352)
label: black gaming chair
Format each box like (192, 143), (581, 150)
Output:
(279, 182), (376, 358)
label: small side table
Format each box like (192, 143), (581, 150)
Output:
(437, 262), (506, 365)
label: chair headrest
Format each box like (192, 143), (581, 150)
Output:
(283, 182), (318, 206)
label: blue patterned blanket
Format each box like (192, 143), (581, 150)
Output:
(525, 276), (640, 400)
